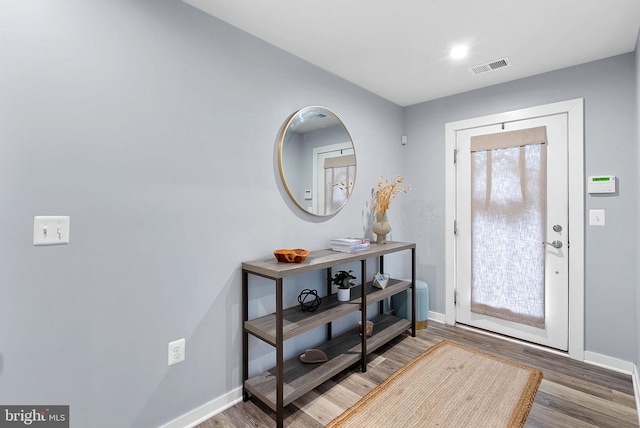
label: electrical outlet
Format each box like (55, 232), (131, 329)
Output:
(168, 338), (185, 366)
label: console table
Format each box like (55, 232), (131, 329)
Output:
(242, 241), (416, 427)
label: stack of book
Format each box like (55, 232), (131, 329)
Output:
(330, 238), (370, 253)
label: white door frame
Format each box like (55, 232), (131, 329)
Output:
(444, 98), (584, 360)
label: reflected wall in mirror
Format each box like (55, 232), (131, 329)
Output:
(278, 106), (356, 216)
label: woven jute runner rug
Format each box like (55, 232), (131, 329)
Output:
(326, 340), (542, 428)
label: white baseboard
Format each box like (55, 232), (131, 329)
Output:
(160, 386), (243, 428)
(584, 351), (635, 375)
(633, 364), (640, 427)
(428, 311), (446, 323)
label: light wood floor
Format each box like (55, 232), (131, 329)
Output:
(199, 322), (638, 427)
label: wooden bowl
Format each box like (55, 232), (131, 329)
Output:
(274, 249), (309, 263)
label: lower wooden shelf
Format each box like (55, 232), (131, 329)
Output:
(244, 313), (410, 410)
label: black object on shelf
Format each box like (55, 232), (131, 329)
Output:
(298, 289), (321, 312)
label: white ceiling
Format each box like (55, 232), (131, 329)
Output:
(183, 0), (640, 107)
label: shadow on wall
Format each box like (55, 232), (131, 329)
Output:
(131, 270), (242, 427)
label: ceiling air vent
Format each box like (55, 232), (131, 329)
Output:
(468, 57), (512, 76)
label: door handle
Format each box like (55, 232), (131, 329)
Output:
(544, 240), (563, 249)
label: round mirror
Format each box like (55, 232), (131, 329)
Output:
(278, 106), (356, 216)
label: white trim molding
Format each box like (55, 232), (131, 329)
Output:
(583, 351), (635, 375)
(161, 386), (243, 428)
(634, 365), (640, 427)
(428, 311), (446, 324)
(445, 98), (585, 360)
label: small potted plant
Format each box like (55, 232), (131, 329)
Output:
(332, 270), (356, 302)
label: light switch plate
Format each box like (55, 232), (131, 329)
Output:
(589, 210), (605, 226)
(33, 216), (70, 245)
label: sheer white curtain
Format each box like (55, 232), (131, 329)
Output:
(470, 126), (547, 328)
(324, 154), (355, 215)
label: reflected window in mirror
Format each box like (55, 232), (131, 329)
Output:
(318, 146), (355, 214)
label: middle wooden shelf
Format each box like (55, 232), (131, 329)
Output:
(244, 278), (412, 346)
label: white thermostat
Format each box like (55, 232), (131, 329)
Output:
(588, 176), (616, 194)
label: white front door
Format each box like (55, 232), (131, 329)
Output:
(454, 113), (569, 350)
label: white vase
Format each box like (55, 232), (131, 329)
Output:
(337, 288), (351, 302)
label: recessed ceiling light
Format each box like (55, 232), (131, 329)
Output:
(450, 45), (468, 59)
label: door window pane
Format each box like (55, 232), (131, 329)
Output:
(470, 129), (546, 328)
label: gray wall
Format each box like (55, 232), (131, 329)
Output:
(0, 1), (406, 427)
(404, 53), (638, 363)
